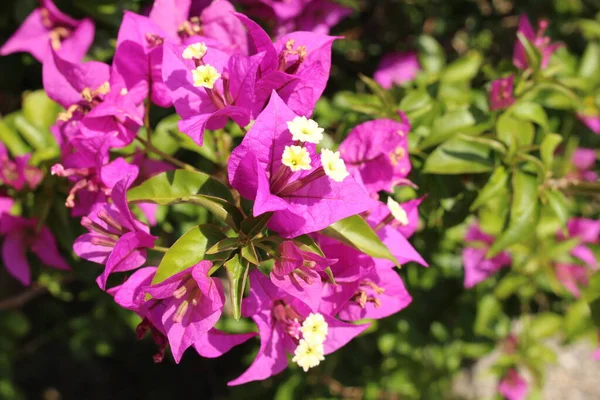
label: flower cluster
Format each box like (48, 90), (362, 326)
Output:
(0, 0), (428, 385)
(1, 0), (598, 394)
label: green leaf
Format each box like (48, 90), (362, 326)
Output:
(206, 237), (240, 255)
(359, 74), (395, 110)
(423, 137), (494, 174)
(441, 51), (482, 83)
(545, 189), (569, 226)
(241, 243), (259, 265)
(564, 300), (592, 339)
(528, 313), (562, 339)
(585, 272), (600, 303)
(470, 166), (509, 211)
(14, 114), (48, 150)
(495, 274), (529, 299)
(0, 118), (29, 155)
(417, 35), (446, 73)
(22, 90), (61, 136)
(510, 102), (548, 132)
(579, 42), (600, 80)
(488, 170), (540, 257)
(127, 170), (242, 229)
(152, 225), (227, 284)
(474, 295), (502, 337)
(399, 90), (434, 119)
(224, 255), (250, 320)
(540, 133), (563, 167)
(419, 109), (476, 149)
(240, 212), (273, 240)
(320, 215), (398, 264)
(293, 235), (325, 257)
(496, 113), (535, 155)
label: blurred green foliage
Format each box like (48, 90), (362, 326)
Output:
(1, 0), (599, 399)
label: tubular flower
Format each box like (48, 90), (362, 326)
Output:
(182, 42), (208, 60)
(282, 145), (312, 172)
(386, 197), (409, 226)
(292, 339), (325, 371)
(320, 149), (349, 182)
(287, 116), (324, 143)
(191, 64), (221, 89)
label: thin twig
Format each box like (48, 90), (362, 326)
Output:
(0, 283), (48, 310)
(135, 136), (198, 172)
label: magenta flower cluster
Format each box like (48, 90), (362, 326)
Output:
(0, 0), (429, 384)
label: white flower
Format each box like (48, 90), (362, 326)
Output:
(191, 64), (220, 89)
(292, 339), (325, 372)
(282, 145), (312, 172)
(182, 42), (207, 60)
(287, 116), (324, 144)
(300, 313), (328, 345)
(387, 197), (409, 226)
(320, 149), (349, 182)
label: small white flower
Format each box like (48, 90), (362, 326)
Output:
(282, 145), (312, 172)
(287, 116), (324, 144)
(292, 339), (325, 372)
(182, 42), (207, 60)
(387, 197), (409, 226)
(320, 149), (349, 182)
(300, 313), (328, 345)
(191, 64), (221, 89)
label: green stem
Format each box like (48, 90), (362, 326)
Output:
(135, 136), (198, 172)
(150, 245), (170, 253)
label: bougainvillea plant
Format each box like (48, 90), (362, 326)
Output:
(0, 0), (599, 398)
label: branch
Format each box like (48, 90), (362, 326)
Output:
(0, 275), (75, 311)
(0, 283), (49, 310)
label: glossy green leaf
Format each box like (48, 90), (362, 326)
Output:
(14, 114), (48, 150)
(320, 215), (398, 264)
(417, 35), (446, 73)
(579, 42), (600, 80)
(22, 90), (61, 135)
(359, 74), (395, 110)
(496, 113), (535, 154)
(441, 51), (482, 83)
(419, 109), (476, 149)
(488, 170), (540, 256)
(528, 313), (563, 339)
(423, 137), (494, 174)
(224, 255), (250, 320)
(0, 118), (29, 155)
(545, 189), (569, 226)
(510, 102), (548, 132)
(240, 212), (273, 240)
(293, 235), (325, 257)
(206, 237), (240, 255)
(470, 166), (509, 211)
(494, 274), (529, 299)
(399, 90), (434, 118)
(540, 133), (563, 167)
(152, 224), (227, 284)
(127, 169), (242, 229)
(241, 243), (259, 265)
(474, 295), (502, 338)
